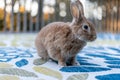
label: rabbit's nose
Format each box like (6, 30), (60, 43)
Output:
(90, 35), (97, 41)
(93, 35), (97, 40)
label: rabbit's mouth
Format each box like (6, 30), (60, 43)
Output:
(76, 36), (87, 42)
(76, 35), (97, 42)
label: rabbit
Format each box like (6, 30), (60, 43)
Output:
(35, 0), (97, 66)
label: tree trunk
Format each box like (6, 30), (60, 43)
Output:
(10, 0), (14, 32)
(3, 0), (7, 32)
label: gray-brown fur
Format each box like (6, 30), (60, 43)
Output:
(35, 0), (97, 66)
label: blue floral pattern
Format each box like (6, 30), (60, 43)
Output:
(0, 46), (120, 80)
(0, 47), (34, 62)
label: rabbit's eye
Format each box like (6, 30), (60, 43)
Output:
(84, 25), (88, 30)
(82, 25), (89, 31)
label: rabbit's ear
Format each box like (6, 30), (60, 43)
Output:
(70, 0), (84, 22)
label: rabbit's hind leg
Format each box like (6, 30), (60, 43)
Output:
(47, 47), (67, 66)
(36, 44), (49, 61)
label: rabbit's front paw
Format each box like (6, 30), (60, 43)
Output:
(58, 62), (67, 67)
(58, 61), (67, 67)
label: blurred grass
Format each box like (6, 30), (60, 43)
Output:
(0, 33), (36, 47)
(88, 39), (120, 47)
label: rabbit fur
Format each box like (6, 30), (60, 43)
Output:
(35, 0), (97, 66)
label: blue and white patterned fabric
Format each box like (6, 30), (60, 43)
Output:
(0, 33), (120, 80)
(0, 46), (120, 80)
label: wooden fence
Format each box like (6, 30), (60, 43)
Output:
(91, 0), (120, 33)
(0, 0), (120, 33)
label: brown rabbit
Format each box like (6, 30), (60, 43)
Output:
(35, 0), (97, 66)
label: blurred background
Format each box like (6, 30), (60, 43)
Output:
(0, 0), (120, 47)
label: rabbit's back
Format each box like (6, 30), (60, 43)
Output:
(35, 22), (72, 49)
